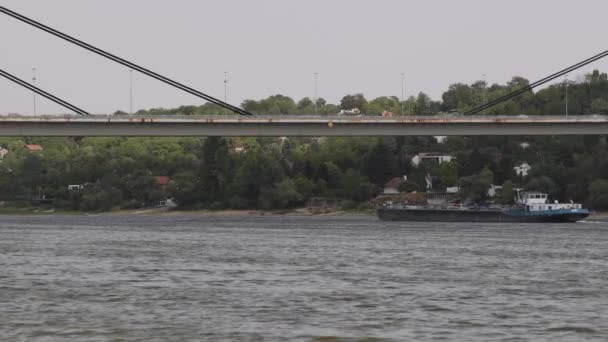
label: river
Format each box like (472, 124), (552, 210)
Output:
(1, 215), (607, 341)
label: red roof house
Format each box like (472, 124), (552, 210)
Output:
(155, 176), (172, 187)
(26, 144), (43, 152)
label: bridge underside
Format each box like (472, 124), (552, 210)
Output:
(0, 116), (607, 136)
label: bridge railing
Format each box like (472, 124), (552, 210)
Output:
(0, 114), (606, 122)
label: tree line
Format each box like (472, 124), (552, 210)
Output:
(2, 70), (608, 211)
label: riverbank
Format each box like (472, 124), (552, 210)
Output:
(2, 206), (606, 222)
(0, 206), (375, 217)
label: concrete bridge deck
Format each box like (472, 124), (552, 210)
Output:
(0, 115), (606, 136)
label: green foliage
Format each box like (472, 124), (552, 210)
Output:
(499, 180), (516, 205)
(3, 69), (608, 211)
(340, 169), (380, 202)
(340, 94), (368, 113)
(587, 179), (608, 210)
(526, 176), (558, 196)
(459, 167), (494, 203)
(398, 180), (420, 193)
(364, 140), (398, 186)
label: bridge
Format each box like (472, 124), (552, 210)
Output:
(0, 115), (607, 137)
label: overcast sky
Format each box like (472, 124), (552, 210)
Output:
(1, 0), (607, 114)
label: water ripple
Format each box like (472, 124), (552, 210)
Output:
(1, 215), (607, 341)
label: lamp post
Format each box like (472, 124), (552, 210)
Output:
(32, 67), (37, 115)
(482, 73), (487, 115)
(314, 72), (319, 115)
(129, 69), (133, 114)
(565, 74), (569, 118)
(224, 71), (228, 115)
(400, 73), (405, 115)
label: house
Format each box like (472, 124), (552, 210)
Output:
(155, 176), (172, 189)
(520, 142), (531, 150)
(68, 185), (85, 191)
(434, 136), (448, 144)
(514, 163), (532, 177)
(446, 186), (460, 194)
(411, 153), (455, 167)
(26, 144), (43, 152)
(383, 177), (403, 194)
(488, 185), (503, 198)
(381, 111), (394, 118)
(230, 145), (247, 154)
(0, 148), (8, 160)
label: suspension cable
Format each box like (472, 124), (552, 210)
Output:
(0, 5), (253, 116)
(0, 68), (90, 116)
(465, 49), (608, 115)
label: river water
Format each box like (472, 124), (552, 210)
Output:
(0, 215), (607, 341)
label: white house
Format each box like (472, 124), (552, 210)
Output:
(488, 185), (503, 198)
(412, 153), (455, 167)
(434, 136), (448, 144)
(0, 148), (8, 160)
(446, 186), (460, 194)
(514, 163), (532, 177)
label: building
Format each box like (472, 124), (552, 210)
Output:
(434, 136), (448, 144)
(0, 148), (8, 160)
(411, 153), (455, 167)
(230, 145), (247, 154)
(488, 185), (503, 198)
(155, 176), (172, 190)
(68, 185), (85, 191)
(514, 163), (532, 177)
(26, 144), (43, 152)
(383, 177), (403, 194)
(446, 186), (460, 194)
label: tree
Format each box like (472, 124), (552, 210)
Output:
(499, 180), (516, 204)
(259, 179), (302, 210)
(591, 99), (608, 114)
(340, 94), (368, 113)
(398, 180), (420, 193)
(459, 167), (494, 203)
(525, 176), (558, 196)
(368, 96), (400, 115)
(588, 179), (608, 210)
(585, 69), (608, 83)
(442, 83), (476, 112)
(364, 141), (398, 186)
(199, 137), (230, 204)
(340, 169), (379, 202)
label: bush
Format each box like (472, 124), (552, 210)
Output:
(398, 180), (420, 193)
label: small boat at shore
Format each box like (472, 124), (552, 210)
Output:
(377, 191), (590, 223)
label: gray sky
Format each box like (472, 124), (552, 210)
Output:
(1, 0), (607, 115)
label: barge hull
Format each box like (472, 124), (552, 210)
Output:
(377, 208), (590, 223)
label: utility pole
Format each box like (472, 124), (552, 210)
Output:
(400, 73), (405, 115)
(314, 72), (319, 115)
(129, 69), (133, 114)
(32, 67), (37, 115)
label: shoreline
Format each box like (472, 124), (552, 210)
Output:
(1, 207), (607, 222)
(0, 207), (376, 218)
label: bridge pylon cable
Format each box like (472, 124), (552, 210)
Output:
(0, 68), (90, 116)
(465, 49), (608, 115)
(0, 5), (253, 116)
